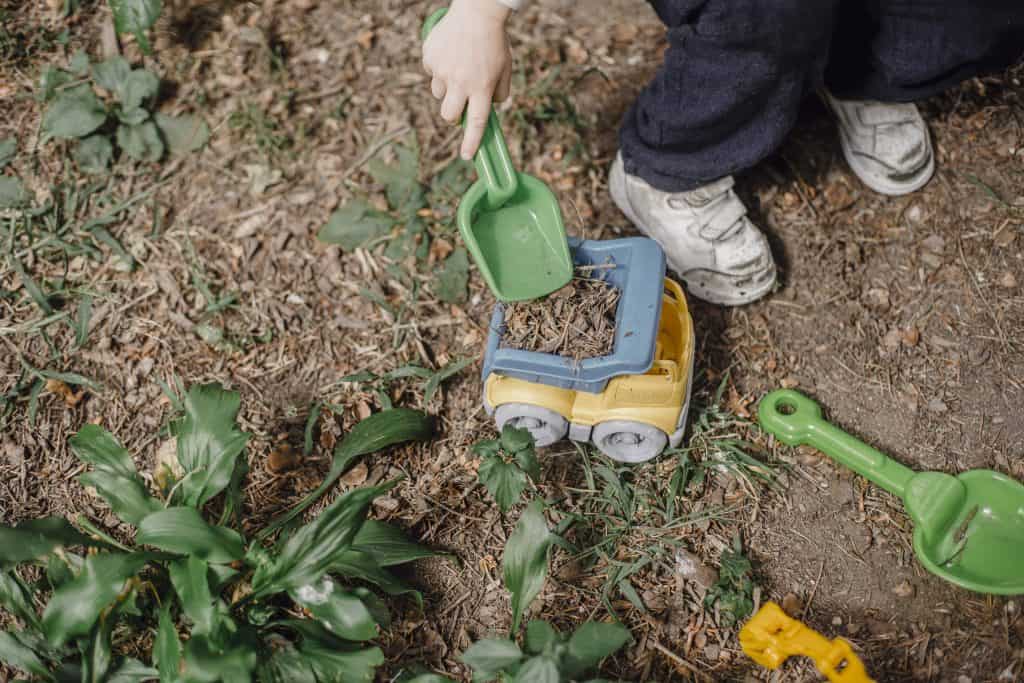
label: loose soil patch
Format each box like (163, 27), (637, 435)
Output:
(500, 266), (620, 360)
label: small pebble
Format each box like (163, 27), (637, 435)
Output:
(781, 592), (802, 616)
(893, 580), (916, 598)
(831, 616), (843, 626)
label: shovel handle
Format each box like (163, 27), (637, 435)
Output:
(758, 389), (915, 498)
(422, 7), (519, 208)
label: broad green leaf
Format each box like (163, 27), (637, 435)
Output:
(367, 144), (424, 216)
(461, 638), (523, 676)
(264, 620), (382, 679)
(0, 517), (93, 569)
(0, 176), (27, 208)
(91, 56), (131, 95)
(299, 642), (384, 683)
(423, 356), (473, 404)
(70, 424), (162, 525)
(430, 157), (473, 200)
(82, 612), (115, 683)
(501, 425), (534, 454)
(116, 106), (149, 126)
(503, 501), (552, 631)
(250, 482), (394, 598)
(524, 620), (559, 656)
(510, 656), (558, 683)
(0, 138), (15, 170)
(171, 383), (251, 509)
(155, 602), (181, 682)
(352, 519), (436, 567)
(0, 571), (42, 631)
(349, 586), (390, 631)
(108, 0), (162, 53)
(564, 621), (630, 677)
(434, 247), (469, 304)
(478, 456), (527, 514)
(168, 556), (215, 635)
(405, 676), (454, 683)
(317, 198), (395, 251)
(0, 631), (50, 680)
(116, 121), (164, 162)
(137, 507), (243, 563)
(42, 85), (106, 140)
(514, 448), (541, 483)
(42, 552), (148, 646)
(259, 408), (431, 539)
(330, 549), (421, 605)
(291, 578), (378, 641)
(46, 552), (81, 589)
(119, 69), (159, 112)
(68, 49), (90, 76)
(154, 113), (210, 155)
(182, 628), (259, 683)
(74, 135), (113, 174)
(38, 65), (71, 103)
(472, 439), (501, 458)
(106, 658), (159, 682)
(256, 645), (318, 682)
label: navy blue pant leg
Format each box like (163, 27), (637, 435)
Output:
(621, 0), (1024, 192)
(826, 0), (1024, 102)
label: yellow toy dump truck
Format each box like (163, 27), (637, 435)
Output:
(482, 238), (695, 463)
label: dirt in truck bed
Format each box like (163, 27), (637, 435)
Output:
(500, 265), (621, 361)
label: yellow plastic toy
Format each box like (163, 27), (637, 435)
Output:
(739, 602), (874, 683)
(483, 277), (695, 463)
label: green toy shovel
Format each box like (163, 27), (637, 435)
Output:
(422, 8), (573, 302)
(759, 389), (1024, 595)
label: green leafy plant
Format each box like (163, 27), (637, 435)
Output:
(0, 381), (434, 681)
(461, 619), (629, 683)
(318, 141), (471, 303)
(339, 357), (474, 409)
(703, 535), (756, 627)
(474, 425), (541, 514)
(40, 53), (209, 171)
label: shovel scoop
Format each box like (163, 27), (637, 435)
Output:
(759, 389), (1024, 595)
(422, 9), (573, 302)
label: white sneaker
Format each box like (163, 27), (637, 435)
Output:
(823, 91), (934, 196)
(609, 153), (776, 306)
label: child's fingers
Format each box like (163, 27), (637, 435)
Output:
(440, 88), (467, 124)
(431, 76), (447, 100)
(494, 64), (512, 102)
(461, 93), (492, 160)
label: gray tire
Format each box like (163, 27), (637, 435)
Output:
(494, 403), (569, 448)
(592, 420), (668, 463)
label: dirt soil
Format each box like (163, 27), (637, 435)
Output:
(501, 266), (620, 360)
(2, 0), (1023, 681)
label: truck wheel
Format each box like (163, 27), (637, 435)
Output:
(494, 403), (569, 448)
(592, 420), (668, 463)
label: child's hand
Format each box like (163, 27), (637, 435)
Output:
(423, 0), (512, 160)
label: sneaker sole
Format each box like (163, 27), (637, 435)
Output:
(609, 160), (777, 307)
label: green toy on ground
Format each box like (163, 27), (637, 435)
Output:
(759, 389), (1024, 596)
